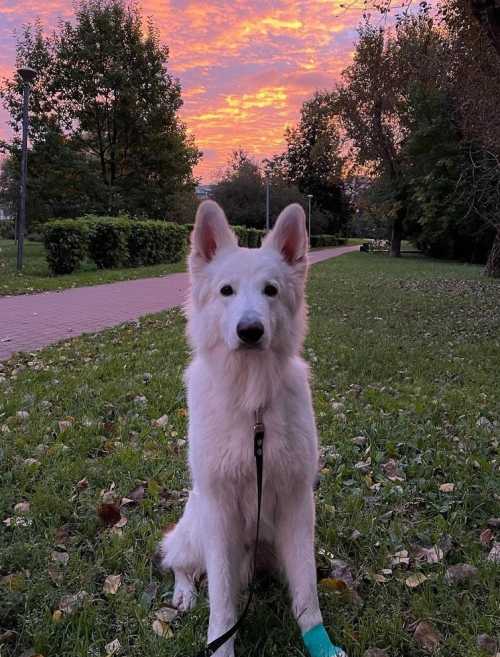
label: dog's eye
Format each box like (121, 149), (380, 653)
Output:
(264, 284), (278, 297)
(220, 285), (234, 297)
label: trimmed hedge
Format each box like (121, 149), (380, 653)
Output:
(310, 234), (346, 248)
(44, 220), (89, 275)
(43, 216), (189, 275)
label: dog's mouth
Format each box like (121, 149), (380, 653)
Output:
(237, 342), (265, 352)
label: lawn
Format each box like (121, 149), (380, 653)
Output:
(0, 239), (184, 296)
(1, 253), (499, 657)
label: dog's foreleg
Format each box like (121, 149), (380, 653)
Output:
(202, 497), (243, 657)
(276, 486), (323, 634)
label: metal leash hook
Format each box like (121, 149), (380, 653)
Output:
(192, 408), (265, 657)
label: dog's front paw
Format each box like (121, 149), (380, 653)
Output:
(172, 581), (196, 611)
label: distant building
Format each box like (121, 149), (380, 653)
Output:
(195, 185), (214, 200)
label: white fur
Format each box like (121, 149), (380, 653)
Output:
(159, 201), (333, 656)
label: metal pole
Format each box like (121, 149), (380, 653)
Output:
(266, 177), (270, 232)
(16, 67), (36, 272)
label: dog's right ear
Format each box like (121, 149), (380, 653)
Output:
(190, 200), (237, 268)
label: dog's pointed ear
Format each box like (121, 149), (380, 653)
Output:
(263, 203), (308, 265)
(191, 200), (237, 266)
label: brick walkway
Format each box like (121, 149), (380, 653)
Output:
(0, 246), (358, 361)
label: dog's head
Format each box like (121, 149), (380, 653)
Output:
(187, 200), (308, 356)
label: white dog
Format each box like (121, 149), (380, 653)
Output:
(159, 201), (346, 657)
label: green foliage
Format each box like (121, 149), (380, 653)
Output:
(43, 220), (88, 274)
(270, 93), (351, 234)
(86, 217), (130, 269)
(212, 150), (307, 229)
(43, 216), (188, 274)
(0, 219), (15, 239)
(127, 220), (187, 266)
(0, 1), (200, 222)
(310, 234), (346, 248)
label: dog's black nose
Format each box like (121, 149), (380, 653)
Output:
(237, 321), (264, 345)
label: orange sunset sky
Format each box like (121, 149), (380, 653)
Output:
(0, 0), (367, 182)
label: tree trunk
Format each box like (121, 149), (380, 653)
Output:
(485, 226), (500, 277)
(390, 215), (403, 257)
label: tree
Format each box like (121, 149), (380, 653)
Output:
(335, 13), (446, 255)
(212, 150), (307, 229)
(276, 93), (349, 234)
(0, 0), (200, 222)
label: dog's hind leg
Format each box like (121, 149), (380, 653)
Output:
(158, 492), (203, 611)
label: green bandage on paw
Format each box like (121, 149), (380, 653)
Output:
(302, 624), (346, 657)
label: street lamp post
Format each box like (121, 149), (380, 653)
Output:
(306, 194), (313, 249)
(265, 176), (270, 232)
(16, 66), (36, 272)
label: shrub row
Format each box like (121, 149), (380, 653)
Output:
(310, 234), (346, 248)
(182, 224), (265, 248)
(44, 216), (188, 275)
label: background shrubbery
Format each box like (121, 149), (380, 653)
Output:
(310, 234), (346, 248)
(43, 216), (189, 275)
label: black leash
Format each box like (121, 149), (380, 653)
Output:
(193, 409), (265, 657)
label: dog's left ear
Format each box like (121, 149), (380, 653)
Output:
(191, 200), (237, 268)
(263, 203), (308, 265)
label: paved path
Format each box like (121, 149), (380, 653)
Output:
(0, 246), (358, 361)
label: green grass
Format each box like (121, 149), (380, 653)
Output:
(1, 253), (499, 657)
(0, 239), (184, 296)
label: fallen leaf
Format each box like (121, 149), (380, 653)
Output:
(413, 545), (444, 564)
(105, 638), (121, 656)
(152, 619), (174, 639)
(352, 435), (368, 446)
(114, 516), (128, 528)
(363, 650), (389, 657)
(350, 529), (362, 541)
(3, 516), (32, 527)
(487, 517), (500, 528)
(152, 414), (168, 428)
(319, 577), (348, 591)
(124, 483), (146, 504)
(97, 503), (122, 526)
(445, 563), (478, 584)
(439, 483), (455, 493)
(58, 591), (88, 615)
(329, 559), (355, 588)
(76, 478), (88, 490)
(16, 410), (29, 421)
(414, 621), (442, 652)
(155, 606), (178, 623)
(477, 634), (498, 655)
(103, 574), (122, 595)
(381, 459), (405, 481)
(405, 573), (428, 588)
(14, 501), (30, 514)
(487, 543), (500, 563)
(51, 551), (69, 567)
(58, 418), (74, 433)
(391, 550), (410, 567)
(51, 610), (64, 623)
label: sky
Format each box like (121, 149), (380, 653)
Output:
(0, 0), (365, 182)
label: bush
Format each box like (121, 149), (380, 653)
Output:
(43, 216), (189, 274)
(310, 234), (346, 248)
(86, 217), (130, 269)
(0, 219), (15, 240)
(43, 220), (88, 275)
(128, 220), (187, 266)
